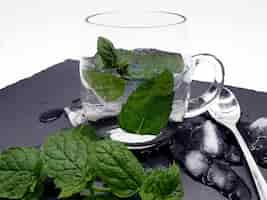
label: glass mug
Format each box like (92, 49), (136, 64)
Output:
(79, 11), (224, 147)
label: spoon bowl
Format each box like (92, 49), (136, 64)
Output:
(208, 88), (241, 125)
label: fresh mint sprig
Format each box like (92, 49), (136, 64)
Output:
(0, 125), (184, 200)
(0, 36), (185, 200)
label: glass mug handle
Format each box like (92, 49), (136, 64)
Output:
(184, 53), (225, 118)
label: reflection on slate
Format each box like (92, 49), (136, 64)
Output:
(0, 59), (267, 199)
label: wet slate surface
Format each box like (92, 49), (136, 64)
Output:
(0, 59), (267, 200)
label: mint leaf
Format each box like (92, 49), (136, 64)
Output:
(116, 49), (133, 63)
(83, 70), (126, 102)
(119, 70), (174, 134)
(22, 183), (44, 200)
(140, 164), (183, 200)
(41, 125), (96, 198)
(0, 147), (42, 199)
(94, 140), (145, 198)
(97, 37), (117, 68)
(94, 53), (105, 70)
(116, 49), (184, 79)
(22, 190), (42, 200)
(77, 124), (98, 142)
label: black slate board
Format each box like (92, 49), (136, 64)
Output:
(0, 59), (267, 200)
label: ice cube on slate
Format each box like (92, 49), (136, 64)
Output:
(185, 150), (209, 178)
(206, 162), (251, 200)
(202, 120), (223, 155)
(207, 163), (236, 191)
(249, 117), (267, 135)
(246, 117), (267, 167)
(190, 120), (225, 157)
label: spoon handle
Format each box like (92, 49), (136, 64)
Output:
(229, 125), (267, 200)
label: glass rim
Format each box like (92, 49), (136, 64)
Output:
(85, 10), (187, 29)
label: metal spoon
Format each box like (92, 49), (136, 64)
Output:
(207, 87), (267, 200)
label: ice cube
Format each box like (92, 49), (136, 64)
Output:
(190, 120), (225, 158)
(184, 150), (209, 178)
(207, 162), (251, 200)
(206, 162), (237, 191)
(249, 117), (267, 136)
(202, 121), (224, 156)
(246, 117), (267, 167)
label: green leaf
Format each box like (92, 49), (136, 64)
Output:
(41, 125), (96, 198)
(77, 124), (98, 142)
(95, 53), (105, 70)
(140, 164), (183, 200)
(0, 147), (42, 199)
(83, 70), (126, 102)
(119, 70), (174, 134)
(22, 193), (41, 200)
(116, 48), (184, 79)
(22, 183), (44, 200)
(97, 36), (118, 68)
(94, 140), (145, 198)
(116, 49), (133, 71)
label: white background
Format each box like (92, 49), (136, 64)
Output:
(0, 0), (267, 91)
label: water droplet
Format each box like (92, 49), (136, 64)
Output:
(39, 108), (64, 123)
